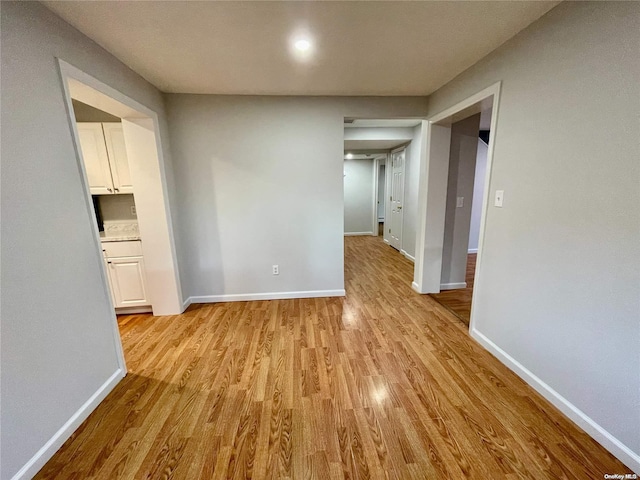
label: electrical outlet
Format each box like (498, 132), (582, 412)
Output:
(130, 206), (137, 216)
(494, 190), (504, 207)
(272, 265), (279, 275)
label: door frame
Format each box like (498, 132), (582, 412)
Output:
(372, 155), (387, 236)
(412, 81), (502, 332)
(57, 59), (185, 371)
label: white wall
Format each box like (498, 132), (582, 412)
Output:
(400, 124), (423, 260)
(427, 1), (640, 469)
(0, 3), (180, 479)
(71, 99), (121, 122)
(344, 126), (414, 143)
(468, 138), (488, 253)
(441, 114), (480, 286)
(165, 95), (427, 301)
(344, 159), (375, 235)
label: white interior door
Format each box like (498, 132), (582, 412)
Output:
(389, 149), (405, 250)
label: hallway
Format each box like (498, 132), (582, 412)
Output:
(36, 236), (625, 479)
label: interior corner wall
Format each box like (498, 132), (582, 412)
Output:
(165, 95), (428, 299)
(427, 1), (640, 468)
(400, 124), (423, 259)
(468, 138), (488, 253)
(0, 2), (181, 479)
(441, 114), (480, 285)
(344, 159), (375, 235)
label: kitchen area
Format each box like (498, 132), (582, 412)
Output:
(73, 100), (151, 313)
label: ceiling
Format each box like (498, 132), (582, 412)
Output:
(44, 1), (559, 96)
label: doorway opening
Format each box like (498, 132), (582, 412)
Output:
(413, 82), (501, 331)
(58, 60), (184, 370)
(343, 118), (425, 275)
(430, 107), (493, 325)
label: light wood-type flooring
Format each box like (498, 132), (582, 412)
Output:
(36, 235), (627, 479)
(430, 254), (476, 326)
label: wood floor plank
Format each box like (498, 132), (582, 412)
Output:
(35, 236), (630, 479)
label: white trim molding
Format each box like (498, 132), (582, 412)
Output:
(10, 369), (125, 480)
(344, 232), (374, 236)
(440, 282), (467, 290)
(182, 296), (192, 313)
(468, 248), (478, 254)
(471, 329), (640, 473)
(187, 289), (346, 304)
(400, 249), (415, 263)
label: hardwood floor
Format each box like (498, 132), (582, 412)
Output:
(36, 236), (626, 479)
(430, 254), (476, 326)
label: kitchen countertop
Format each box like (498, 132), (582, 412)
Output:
(100, 232), (141, 242)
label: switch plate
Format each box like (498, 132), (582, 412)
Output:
(494, 190), (504, 207)
(456, 197), (464, 208)
(272, 265), (279, 275)
(130, 206), (137, 216)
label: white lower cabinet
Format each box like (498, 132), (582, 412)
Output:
(102, 241), (150, 309)
(108, 256), (149, 307)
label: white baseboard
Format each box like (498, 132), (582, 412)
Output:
(181, 296), (192, 312)
(11, 369), (125, 480)
(187, 289), (346, 304)
(383, 238), (390, 245)
(470, 328), (640, 474)
(344, 232), (373, 236)
(411, 281), (423, 293)
(400, 250), (415, 263)
(440, 282), (467, 290)
(468, 248), (478, 254)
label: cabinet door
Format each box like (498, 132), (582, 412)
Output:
(103, 256), (117, 306)
(77, 123), (114, 194)
(102, 123), (133, 194)
(107, 256), (149, 308)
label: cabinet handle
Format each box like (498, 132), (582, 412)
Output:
(114, 188), (119, 193)
(107, 187), (113, 193)
(107, 261), (112, 264)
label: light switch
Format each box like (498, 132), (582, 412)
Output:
(494, 190), (504, 207)
(456, 197), (464, 208)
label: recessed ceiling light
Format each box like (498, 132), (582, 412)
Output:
(346, 153), (353, 159)
(294, 39), (312, 52)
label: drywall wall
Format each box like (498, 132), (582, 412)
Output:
(441, 114), (480, 286)
(165, 95), (427, 300)
(344, 159), (375, 234)
(468, 138), (488, 253)
(400, 124), (423, 260)
(72, 99), (121, 122)
(0, 2), (180, 478)
(427, 1), (640, 469)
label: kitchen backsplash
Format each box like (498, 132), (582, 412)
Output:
(98, 194), (137, 222)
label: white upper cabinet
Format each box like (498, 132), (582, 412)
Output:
(77, 123), (114, 195)
(102, 123), (133, 194)
(77, 122), (132, 194)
